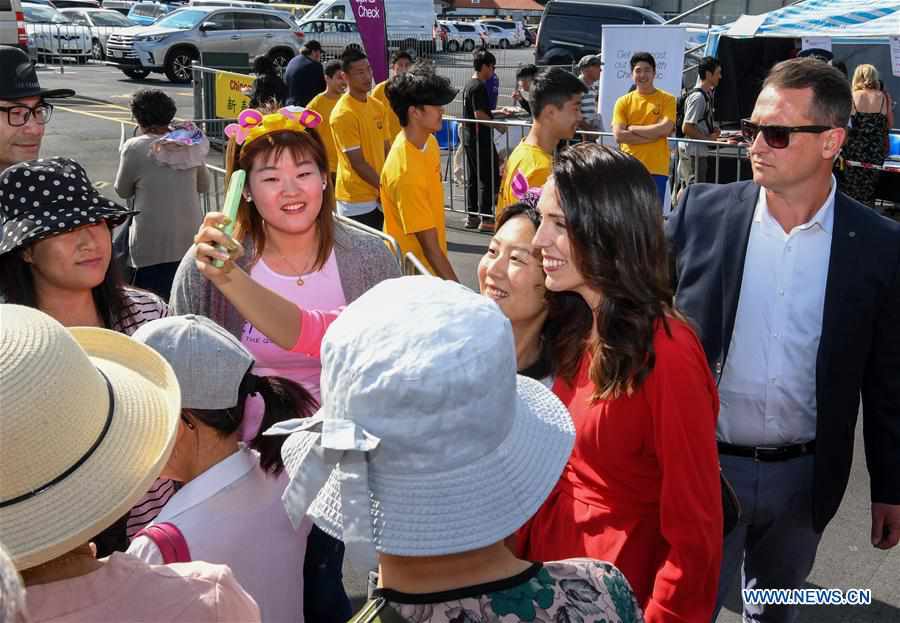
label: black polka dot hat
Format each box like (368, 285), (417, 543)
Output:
(0, 158), (136, 255)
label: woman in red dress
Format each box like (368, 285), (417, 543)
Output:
(518, 144), (722, 622)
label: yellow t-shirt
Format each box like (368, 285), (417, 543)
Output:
(612, 88), (676, 176)
(306, 92), (341, 174)
(330, 94), (387, 203)
(380, 132), (446, 274)
(497, 141), (552, 219)
(371, 80), (402, 142)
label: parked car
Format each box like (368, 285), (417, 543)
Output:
(106, 6), (302, 82)
(438, 20), (480, 53)
(22, 2), (92, 62)
(535, 0), (664, 65)
(126, 1), (176, 26)
(295, 17), (360, 58)
(0, 0), (28, 49)
(477, 18), (524, 47)
(102, 0), (136, 16)
(482, 23), (511, 49)
(52, 0), (99, 7)
(299, 0), (435, 55)
(60, 6), (131, 58)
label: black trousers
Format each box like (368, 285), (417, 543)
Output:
(348, 208), (384, 231)
(463, 134), (499, 219)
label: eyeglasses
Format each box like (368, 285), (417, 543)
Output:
(0, 103), (54, 127)
(741, 118), (833, 149)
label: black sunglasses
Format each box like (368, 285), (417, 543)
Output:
(741, 119), (834, 149)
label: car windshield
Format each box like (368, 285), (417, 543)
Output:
(90, 10), (132, 26)
(24, 5), (71, 23)
(153, 9), (206, 29)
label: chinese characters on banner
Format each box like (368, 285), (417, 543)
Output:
(350, 0), (388, 83)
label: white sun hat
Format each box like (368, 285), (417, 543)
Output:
(269, 276), (575, 565)
(0, 305), (181, 570)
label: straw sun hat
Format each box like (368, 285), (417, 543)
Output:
(0, 305), (181, 570)
(269, 276), (576, 565)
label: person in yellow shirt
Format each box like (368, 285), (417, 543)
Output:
(497, 67), (586, 218)
(381, 63), (459, 281)
(371, 50), (412, 143)
(330, 46), (391, 229)
(307, 60), (347, 184)
(612, 51), (676, 207)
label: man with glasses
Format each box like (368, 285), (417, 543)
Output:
(667, 57), (900, 622)
(0, 46), (74, 172)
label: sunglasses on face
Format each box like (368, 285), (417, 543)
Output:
(741, 119), (834, 149)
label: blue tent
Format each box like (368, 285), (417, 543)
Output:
(706, 0), (900, 54)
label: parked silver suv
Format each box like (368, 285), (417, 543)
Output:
(106, 6), (302, 83)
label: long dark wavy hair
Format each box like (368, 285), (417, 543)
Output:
(549, 143), (678, 400)
(0, 227), (132, 329)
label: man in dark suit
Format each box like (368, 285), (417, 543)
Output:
(284, 40), (326, 107)
(667, 57), (900, 622)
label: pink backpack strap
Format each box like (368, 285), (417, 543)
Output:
(134, 522), (191, 564)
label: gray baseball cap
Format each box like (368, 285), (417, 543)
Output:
(577, 54), (603, 70)
(131, 315), (254, 410)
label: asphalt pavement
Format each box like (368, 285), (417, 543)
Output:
(36, 61), (900, 623)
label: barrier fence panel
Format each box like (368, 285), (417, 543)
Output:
(403, 252), (431, 277)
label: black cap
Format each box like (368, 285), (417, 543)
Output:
(302, 40), (322, 53)
(797, 48), (834, 63)
(0, 46), (75, 101)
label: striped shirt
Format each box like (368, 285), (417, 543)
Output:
(114, 287), (179, 538)
(579, 78), (603, 132)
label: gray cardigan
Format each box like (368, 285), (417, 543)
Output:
(170, 219), (401, 338)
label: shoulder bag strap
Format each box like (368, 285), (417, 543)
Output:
(134, 522), (192, 564)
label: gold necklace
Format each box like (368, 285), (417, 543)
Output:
(269, 245), (313, 286)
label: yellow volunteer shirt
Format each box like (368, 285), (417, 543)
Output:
(306, 92), (341, 174)
(371, 80), (402, 142)
(380, 132), (446, 274)
(612, 88), (676, 176)
(330, 93), (387, 203)
(497, 141), (552, 218)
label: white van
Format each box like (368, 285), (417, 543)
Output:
(0, 0), (28, 49)
(299, 0), (435, 53)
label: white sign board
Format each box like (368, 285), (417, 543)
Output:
(801, 37), (832, 53)
(891, 36), (900, 77)
(598, 25), (687, 148)
(727, 14), (767, 37)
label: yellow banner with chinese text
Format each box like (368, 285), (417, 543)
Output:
(214, 71), (253, 119)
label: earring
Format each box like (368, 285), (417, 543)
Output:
(322, 182), (327, 190)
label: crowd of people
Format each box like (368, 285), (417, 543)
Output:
(1, 36), (900, 623)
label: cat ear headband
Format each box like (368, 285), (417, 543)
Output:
(224, 106), (322, 148)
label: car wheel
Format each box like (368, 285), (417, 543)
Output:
(499, 39), (509, 49)
(122, 67), (151, 79)
(462, 39), (474, 52)
(91, 39), (104, 60)
(269, 49), (293, 74)
(165, 47), (197, 83)
(447, 40), (459, 53)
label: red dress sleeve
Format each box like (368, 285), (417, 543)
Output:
(644, 321), (723, 623)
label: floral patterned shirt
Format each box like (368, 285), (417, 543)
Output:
(371, 560), (644, 623)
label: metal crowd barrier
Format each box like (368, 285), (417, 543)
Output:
(439, 115), (750, 217)
(403, 252), (431, 277)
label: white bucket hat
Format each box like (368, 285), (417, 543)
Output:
(0, 305), (181, 570)
(268, 276), (575, 565)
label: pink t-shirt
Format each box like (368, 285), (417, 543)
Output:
(241, 250), (347, 401)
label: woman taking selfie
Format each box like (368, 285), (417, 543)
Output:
(0, 157), (175, 555)
(171, 107), (400, 401)
(516, 144), (722, 623)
